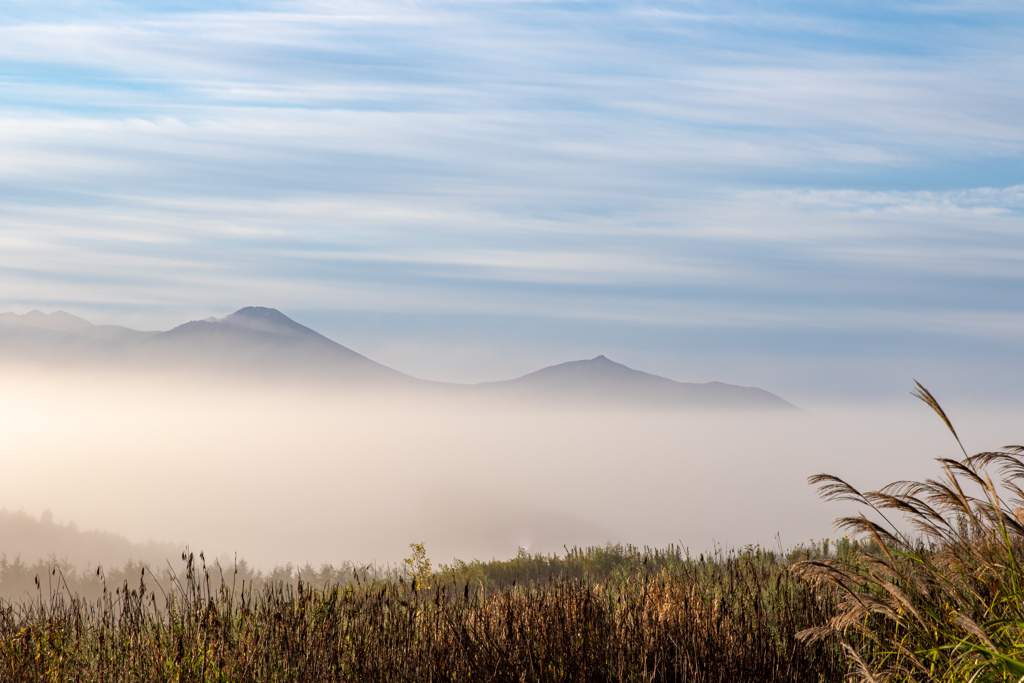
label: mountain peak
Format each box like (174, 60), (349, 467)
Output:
(226, 306), (293, 324)
(481, 354), (796, 410)
(580, 355), (630, 370)
(137, 306), (404, 381)
(218, 307), (311, 335)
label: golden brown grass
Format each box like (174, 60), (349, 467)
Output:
(0, 545), (845, 682)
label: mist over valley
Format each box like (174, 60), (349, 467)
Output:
(1, 306), (1016, 574)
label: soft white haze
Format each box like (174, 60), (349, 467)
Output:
(1, 367), (1018, 569)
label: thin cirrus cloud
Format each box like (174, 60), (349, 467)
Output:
(0, 1), (1023, 397)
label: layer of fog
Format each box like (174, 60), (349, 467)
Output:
(0, 367), (1019, 570)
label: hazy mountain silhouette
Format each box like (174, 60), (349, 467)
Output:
(0, 310), (156, 365)
(0, 307), (794, 408)
(0, 310), (154, 343)
(129, 306), (409, 383)
(477, 355), (796, 409)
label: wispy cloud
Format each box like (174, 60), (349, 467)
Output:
(1, 1), (1023, 397)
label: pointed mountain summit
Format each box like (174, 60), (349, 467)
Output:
(157, 306), (341, 345)
(220, 306), (316, 334)
(131, 307), (408, 383)
(479, 355), (795, 410)
(507, 355), (645, 389)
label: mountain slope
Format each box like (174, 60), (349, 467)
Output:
(130, 306), (409, 383)
(478, 355), (795, 409)
(0, 307), (796, 408)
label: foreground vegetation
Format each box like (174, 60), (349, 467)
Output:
(1, 384), (1022, 681)
(0, 543), (845, 682)
(795, 384), (1024, 681)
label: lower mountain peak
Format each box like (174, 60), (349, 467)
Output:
(1, 310), (95, 333)
(572, 355), (631, 372)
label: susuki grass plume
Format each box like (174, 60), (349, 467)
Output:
(796, 383), (1024, 681)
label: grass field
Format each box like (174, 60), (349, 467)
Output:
(0, 543), (848, 682)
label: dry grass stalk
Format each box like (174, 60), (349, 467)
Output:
(797, 383), (1024, 681)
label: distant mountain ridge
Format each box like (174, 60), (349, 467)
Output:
(0, 310), (156, 365)
(0, 306), (796, 410)
(0, 310), (155, 344)
(478, 355), (795, 409)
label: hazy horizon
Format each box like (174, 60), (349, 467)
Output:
(1, 364), (1019, 570)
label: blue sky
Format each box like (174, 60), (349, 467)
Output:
(1, 0), (1023, 401)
